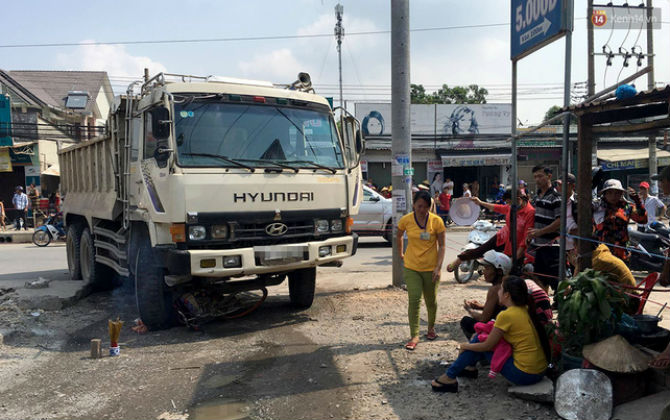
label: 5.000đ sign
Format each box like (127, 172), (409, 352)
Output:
(515, 0), (559, 32)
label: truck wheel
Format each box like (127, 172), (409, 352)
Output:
(134, 237), (175, 330)
(288, 267), (316, 308)
(383, 220), (393, 244)
(66, 224), (84, 280)
(80, 227), (117, 291)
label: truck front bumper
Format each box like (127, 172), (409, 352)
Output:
(162, 234), (357, 278)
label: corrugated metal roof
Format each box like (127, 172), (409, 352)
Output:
(567, 85), (670, 111)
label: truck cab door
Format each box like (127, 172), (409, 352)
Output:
(341, 115), (365, 215)
(138, 106), (172, 219)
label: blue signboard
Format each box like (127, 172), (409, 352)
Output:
(511, 0), (571, 60)
(0, 95), (11, 146)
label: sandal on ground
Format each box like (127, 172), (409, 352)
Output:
(405, 340), (418, 350)
(425, 331), (438, 340)
(431, 378), (458, 393)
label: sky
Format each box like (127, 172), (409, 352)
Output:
(1, 0), (669, 125)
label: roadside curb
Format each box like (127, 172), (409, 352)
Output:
(0, 230), (34, 244)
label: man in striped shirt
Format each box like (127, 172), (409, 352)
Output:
(526, 165), (562, 291)
(12, 186), (28, 230)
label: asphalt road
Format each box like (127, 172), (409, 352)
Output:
(0, 231), (473, 293)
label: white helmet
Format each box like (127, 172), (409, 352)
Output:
(479, 250), (512, 275)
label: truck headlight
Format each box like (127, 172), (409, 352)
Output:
(315, 219), (330, 234)
(211, 224), (228, 239)
(331, 219), (343, 232)
(188, 225), (207, 240)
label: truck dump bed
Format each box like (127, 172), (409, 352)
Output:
(59, 114), (123, 223)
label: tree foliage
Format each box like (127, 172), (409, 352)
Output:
(544, 105), (577, 125)
(410, 84), (488, 104)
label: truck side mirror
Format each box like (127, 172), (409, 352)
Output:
(355, 129), (364, 154)
(151, 107), (171, 139)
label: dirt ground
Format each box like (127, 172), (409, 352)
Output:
(0, 271), (561, 420)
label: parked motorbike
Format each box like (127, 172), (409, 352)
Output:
(628, 221), (670, 273)
(32, 214), (66, 247)
(455, 220), (499, 283)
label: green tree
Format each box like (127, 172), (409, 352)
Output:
(544, 105), (577, 125)
(411, 84), (488, 104)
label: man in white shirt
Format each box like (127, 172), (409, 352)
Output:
(638, 181), (666, 231)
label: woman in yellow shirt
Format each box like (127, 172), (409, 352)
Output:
(396, 191), (447, 350)
(431, 276), (549, 392)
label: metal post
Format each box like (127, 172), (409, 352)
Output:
(391, 0), (411, 287)
(335, 4), (344, 111)
(647, 0), (657, 193)
(559, 1), (574, 283)
(577, 115), (593, 270)
(510, 61), (518, 268)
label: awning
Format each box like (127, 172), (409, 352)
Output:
(441, 154), (511, 167)
(42, 164), (60, 177)
(597, 147), (670, 171)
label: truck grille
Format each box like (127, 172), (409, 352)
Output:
(233, 221), (314, 241)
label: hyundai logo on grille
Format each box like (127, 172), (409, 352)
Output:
(265, 222), (288, 236)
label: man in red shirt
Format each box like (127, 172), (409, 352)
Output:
(446, 189), (535, 272)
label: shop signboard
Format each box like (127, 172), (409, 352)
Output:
(441, 154), (512, 168)
(360, 160), (368, 172)
(0, 148), (12, 172)
(0, 95), (11, 147)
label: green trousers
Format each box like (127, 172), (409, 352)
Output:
(404, 267), (439, 338)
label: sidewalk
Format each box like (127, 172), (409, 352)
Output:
(0, 228), (35, 244)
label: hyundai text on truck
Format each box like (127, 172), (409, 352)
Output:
(59, 72), (364, 330)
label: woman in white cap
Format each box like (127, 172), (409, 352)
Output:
(460, 250), (511, 339)
(593, 179), (647, 262)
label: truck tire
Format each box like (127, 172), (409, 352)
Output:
(80, 227), (117, 291)
(288, 267), (316, 308)
(66, 224), (84, 280)
(383, 220), (393, 244)
(134, 236), (175, 330)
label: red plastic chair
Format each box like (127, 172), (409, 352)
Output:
(636, 272), (660, 315)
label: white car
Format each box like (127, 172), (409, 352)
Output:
(352, 186), (393, 243)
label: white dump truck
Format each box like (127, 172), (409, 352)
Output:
(59, 72), (364, 329)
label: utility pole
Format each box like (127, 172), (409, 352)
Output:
(334, 4), (344, 111)
(647, 0), (657, 193)
(391, 0), (411, 287)
(587, 0), (596, 171)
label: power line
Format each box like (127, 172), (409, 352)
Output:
(0, 22), (512, 49)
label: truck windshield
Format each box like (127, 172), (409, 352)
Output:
(173, 100), (344, 169)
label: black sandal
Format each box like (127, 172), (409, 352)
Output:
(431, 377), (458, 393)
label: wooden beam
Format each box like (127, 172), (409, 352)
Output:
(577, 115), (594, 270)
(590, 103), (669, 125)
(592, 117), (670, 134)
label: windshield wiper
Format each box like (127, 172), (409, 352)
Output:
(236, 158), (300, 173)
(181, 153), (255, 172)
(283, 160), (337, 174)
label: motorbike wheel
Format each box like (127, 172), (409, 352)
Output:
(455, 261), (475, 284)
(32, 230), (51, 247)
